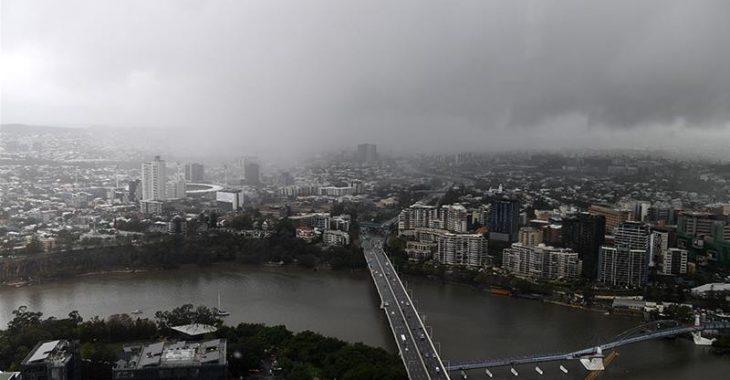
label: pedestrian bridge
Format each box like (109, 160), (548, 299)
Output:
(446, 319), (730, 375)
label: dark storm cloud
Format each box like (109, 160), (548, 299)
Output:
(2, 0), (729, 154)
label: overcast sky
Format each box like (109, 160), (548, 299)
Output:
(2, 0), (730, 156)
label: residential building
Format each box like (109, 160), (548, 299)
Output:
(141, 156), (166, 201)
(139, 200), (164, 215)
(662, 248), (688, 275)
(295, 226), (316, 242)
(518, 226), (543, 247)
(289, 212), (331, 230)
(442, 204), (468, 233)
(503, 243), (582, 281)
(597, 221), (650, 287)
(397, 203), (468, 234)
(436, 232), (488, 267)
(412, 228), (487, 267)
(323, 229), (350, 246)
(405, 241), (436, 261)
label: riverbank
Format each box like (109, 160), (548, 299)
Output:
(2, 263), (729, 379)
(0, 304), (407, 379)
(0, 230), (366, 286)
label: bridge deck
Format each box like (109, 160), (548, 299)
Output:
(446, 321), (730, 371)
(364, 234), (450, 380)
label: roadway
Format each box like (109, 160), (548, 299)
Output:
(363, 234), (450, 380)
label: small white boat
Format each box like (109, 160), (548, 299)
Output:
(131, 309), (143, 315)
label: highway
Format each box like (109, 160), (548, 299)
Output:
(363, 234), (450, 380)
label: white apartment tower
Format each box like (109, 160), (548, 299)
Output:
(141, 156), (167, 201)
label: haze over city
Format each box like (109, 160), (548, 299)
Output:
(3, 0), (730, 158)
(2, 1), (730, 380)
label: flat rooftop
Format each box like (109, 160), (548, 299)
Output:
(115, 339), (226, 370)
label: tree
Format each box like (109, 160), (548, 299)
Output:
(25, 236), (43, 254)
(229, 214), (253, 230)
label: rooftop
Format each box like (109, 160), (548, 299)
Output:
(115, 339), (226, 370)
(21, 340), (74, 367)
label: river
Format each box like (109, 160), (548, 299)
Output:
(0, 265), (727, 379)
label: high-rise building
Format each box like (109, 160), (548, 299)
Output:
(597, 221), (650, 287)
(435, 231), (488, 267)
(244, 159), (260, 186)
(141, 156), (166, 201)
(632, 201), (651, 222)
(356, 143), (377, 163)
(503, 243), (582, 281)
(648, 230), (669, 268)
(662, 248), (688, 275)
(489, 198), (520, 242)
(588, 205), (630, 235)
(184, 163), (205, 182)
(518, 227), (543, 247)
(442, 204), (468, 233)
(397, 203), (468, 234)
(411, 228), (488, 267)
(561, 213), (605, 279)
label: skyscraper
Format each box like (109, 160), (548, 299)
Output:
(356, 143), (377, 163)
(244, 159), (260, 186)
(597, 221), (650, 287)
(561, 212), (606, 279)
(184, 163), (205, 182)
(141, 156), (166, 201)
(588, 204), (630, 235)
(489, 198), (520, 242)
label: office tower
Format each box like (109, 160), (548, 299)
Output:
(141, 156), (166, 201)
(588, 204), (630, 235)
(489, 198), (520, 242)
(632, 201), (651, 222)
(356, 143), (377, 163)
(597, 221), (650, 287)
(518, 227), (543, 247)
(244, 159), (260, 185)
(561, 213), (606, 280)
(648, 230), (668, 268)
(184, 163), (205, 182)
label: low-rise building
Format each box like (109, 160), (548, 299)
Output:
(113, 339), (227, 380)
(323, 229), (350, 246)
(21, 340), (79, 380)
